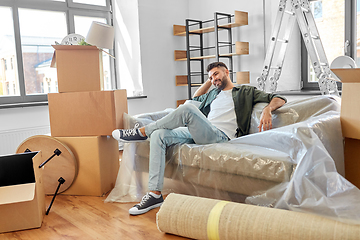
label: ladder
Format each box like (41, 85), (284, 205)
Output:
(257, 0), (339, 96)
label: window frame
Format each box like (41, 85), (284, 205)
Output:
(68, 0), (111, 12)
(0, 0), (114, 108)
(302, 0), (356, 91)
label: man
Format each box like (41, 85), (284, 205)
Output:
(112, 62), (286, 215)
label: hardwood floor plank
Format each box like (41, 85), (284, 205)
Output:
(0, 195), (189, 240)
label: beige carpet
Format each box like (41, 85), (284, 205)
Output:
(157, 193), (360, 240)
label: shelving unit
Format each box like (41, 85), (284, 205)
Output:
(174, 10), (250, 105)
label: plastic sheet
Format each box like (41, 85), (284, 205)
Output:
(105, 95), (360, 223)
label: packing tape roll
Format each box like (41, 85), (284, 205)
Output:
(207, 201), (229, 240)
(156, 193), (360, 240)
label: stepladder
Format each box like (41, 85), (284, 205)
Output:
(257, 0), (339, 96)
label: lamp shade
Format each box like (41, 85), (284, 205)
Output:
(86, 21), (114, 49)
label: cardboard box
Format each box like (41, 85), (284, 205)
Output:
(344, 138), (360, 189)
(331, 68), (360, 139)
(50, 45), (103, 93)
(48, 89), (128, 137)
(0, 152), (45, 233)
(55, 136), (119, 196)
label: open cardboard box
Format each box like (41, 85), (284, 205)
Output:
(0, 151), (45, 233)
(343, 137), (360, 188)
(55, 136), (119, 196)
(50, 45), (104, 93)
(48, 89), (128, 137)
(331, 68), (360, 188)
(331, 68), (360, 140)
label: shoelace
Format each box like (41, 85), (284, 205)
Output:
(138, 193), (151, 207)
(122, 123), (140, 137)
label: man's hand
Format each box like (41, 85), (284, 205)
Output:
(258, 107), (272, 132)
(257, 97), (286, 132)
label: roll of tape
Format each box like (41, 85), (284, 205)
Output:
(207, 201), (229, 240)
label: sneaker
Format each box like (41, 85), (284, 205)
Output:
(129, 192), (164, 215)
(112, 123), (148, 142)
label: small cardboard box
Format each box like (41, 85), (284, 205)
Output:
(48, 89), (128, 137)
(0, 151), (45, 233)
(55, 136), (119, 196)
(344, 138), (360, 189)
(331, 68), (360, 139)
(50, 45), (103, 93)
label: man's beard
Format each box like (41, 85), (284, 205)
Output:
(215, 75), (229, 90)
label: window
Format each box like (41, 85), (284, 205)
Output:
(311, 1), (323, 19)
(73, 0), (106, 6)
(19, 8), (67, 95)
(302, 0), (360, 91)
(0, 0), (114, 107)
(302, 0), (345, 90)
(356, 0), (360, 65)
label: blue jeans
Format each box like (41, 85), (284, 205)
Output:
(144, 104), (229, 191)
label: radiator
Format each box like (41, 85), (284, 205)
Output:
(0, 126), (51, 156)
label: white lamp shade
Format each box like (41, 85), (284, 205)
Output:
(86, 21), (114, 49)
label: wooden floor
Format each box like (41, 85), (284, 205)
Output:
(0, 194), (189, 240)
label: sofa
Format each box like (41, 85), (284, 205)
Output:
(106, 95), (360, 222)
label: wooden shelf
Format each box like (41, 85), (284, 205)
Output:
(176, 72), (249, 86)
(175, 75), (188, 86)
(174, 42), (249, 61)
(176, 75), (203, 87)
(236, 71), (250, 84)
(173, 11), (248, 36)
(176, 99), (187, 107)
(173, 25), (186, 36)
(174, 50), (187, 61)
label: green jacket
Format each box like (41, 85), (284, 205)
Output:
(193, 85), (287, 138)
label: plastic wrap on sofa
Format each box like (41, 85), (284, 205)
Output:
(105, 95), (360, 223)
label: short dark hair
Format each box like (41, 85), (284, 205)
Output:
(206, 62), (228, 72)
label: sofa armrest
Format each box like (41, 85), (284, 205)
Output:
(249, 95), (341, 134)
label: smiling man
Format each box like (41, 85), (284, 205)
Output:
(112, 62), (286, 216)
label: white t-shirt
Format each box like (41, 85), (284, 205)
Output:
(207, 89), (237, 139)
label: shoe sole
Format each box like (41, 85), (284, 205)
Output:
(118, 138), (148, 143)
(129, 202), (163, 215)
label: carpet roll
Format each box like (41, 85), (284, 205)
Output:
(156, 193), (360, 240)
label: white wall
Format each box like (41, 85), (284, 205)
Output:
(129, 0), (189, 115)
(113, 0), (143, 97)
(0, 106), (49, 132)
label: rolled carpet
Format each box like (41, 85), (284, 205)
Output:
(156, 193), (360, 240)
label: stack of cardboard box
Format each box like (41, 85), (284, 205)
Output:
(48, 45), (128, 196)
(332, 68), (360, 189)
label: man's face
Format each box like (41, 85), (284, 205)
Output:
(208, 67), (229, 90)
